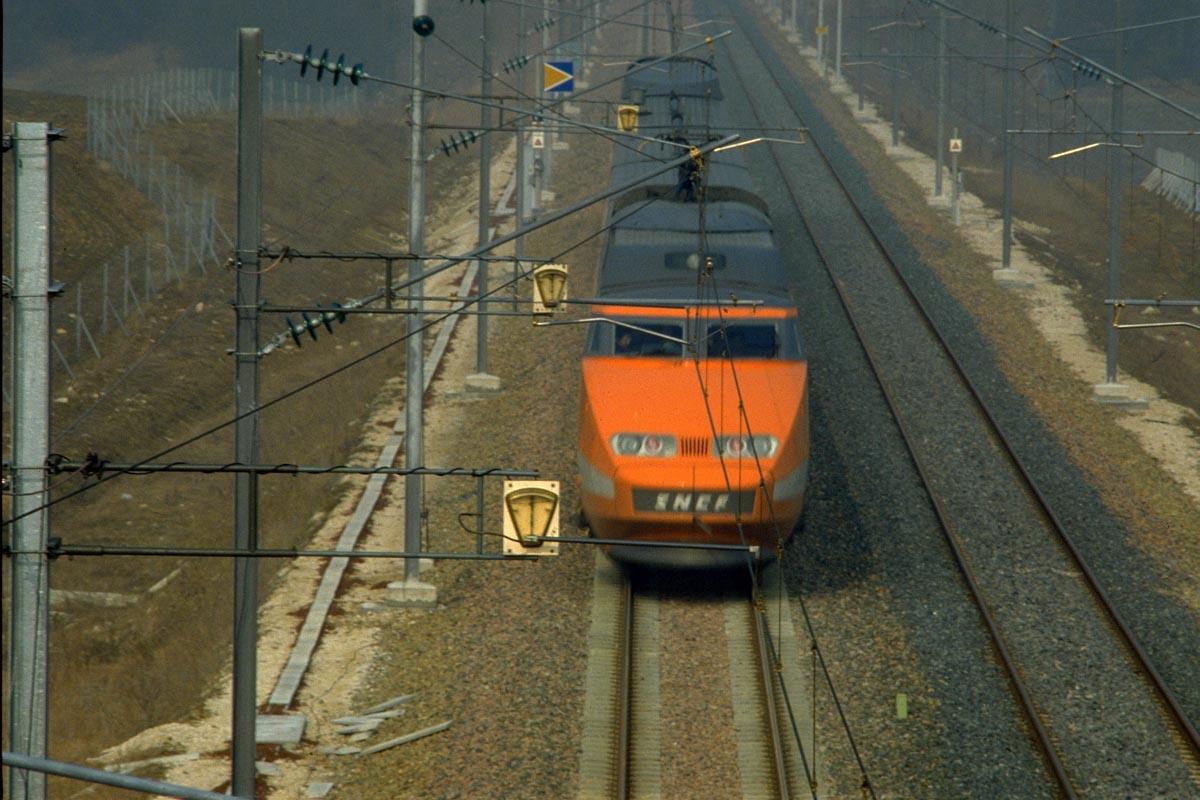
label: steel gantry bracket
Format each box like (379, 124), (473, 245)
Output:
(1109, 298), (1200, 332)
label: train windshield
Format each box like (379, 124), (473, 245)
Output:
(585, 317), (803, 360)
(586, 319), (685, 357)
(704, 321), (803, 360)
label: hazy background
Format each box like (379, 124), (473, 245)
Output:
(3, 1), (1197, 96)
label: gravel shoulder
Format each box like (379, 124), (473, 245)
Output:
(731, 3), (1200, 796)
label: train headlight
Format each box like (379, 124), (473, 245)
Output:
(610, 433), (677, 457)
(716, 435), (778, 459)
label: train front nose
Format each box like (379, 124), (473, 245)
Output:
(613, 461), (771, 531)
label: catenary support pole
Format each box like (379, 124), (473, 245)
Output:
(541, 0), (553, 188)
(9, 120), (54, 800)
(835, 0), (843, 80)
(1105, 3), (1124, 385)
(857, 9), (864, 110)
(1001, 0), (1014, 270)
(935, 9), (946, 196)
(817, 0), (825, 65)
(405, 0), (429, 584)
(232, 28), (263, 800)
(516, 0), (528, 310)
(641, 0), (650, 54)
(473, 0), (495, 384)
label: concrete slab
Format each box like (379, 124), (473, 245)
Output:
(257, 714), (306, 745)
(1093, 382), (1150, 409)
(992, 268), (1035, 289)
(306, 782), (334, 798)
(256, 761), (282, 776)
(465, 372), (502, 392)
(386, 580), (438, 607)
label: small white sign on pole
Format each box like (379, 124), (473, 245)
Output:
(948, 138), (963, 153)
(530, 129), (546, 150)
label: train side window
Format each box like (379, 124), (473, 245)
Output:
(614, 322), (684, 357)
(779, 318), (804, 360)
(585, 320), (614, 355)
(706, 323), (778, 359)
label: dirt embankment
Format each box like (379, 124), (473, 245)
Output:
(2, 88), (481, 788)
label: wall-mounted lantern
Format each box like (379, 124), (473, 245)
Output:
(533, 263), (568, 314)
(502, 480), (561, 556)
(617, 104), (640, 132)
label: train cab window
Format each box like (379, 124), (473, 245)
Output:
(586, 319), (684, 357)
(706, 323), (777, 358)
(615, 323), (684, 357)
(705, 321), (804, 360)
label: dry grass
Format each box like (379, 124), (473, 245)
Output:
(894, 73), (1200, 415)
(2, 87), (479, 793)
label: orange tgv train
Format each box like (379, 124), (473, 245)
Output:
(576, 57), (810, 568)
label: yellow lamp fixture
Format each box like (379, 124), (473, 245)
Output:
(617, 104), (640, 133)
(502, 480), (561, 556)
(532, 263), (568, 314)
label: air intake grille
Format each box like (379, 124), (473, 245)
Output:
(680, 437), (710, 457)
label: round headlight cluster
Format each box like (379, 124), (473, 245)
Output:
(610, 433), (678, 457)
(717, 435), (778, 459)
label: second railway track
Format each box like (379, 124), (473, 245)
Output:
(710, 1), (1200, 796)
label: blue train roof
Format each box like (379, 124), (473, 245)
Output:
(596, 228), (792, 301)
(623, 57), (723, 100)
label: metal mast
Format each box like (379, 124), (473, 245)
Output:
(405, 0), (429, 583)
(8, 120), (54, 800)
(232, 27), (263, 799)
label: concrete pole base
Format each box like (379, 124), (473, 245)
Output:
(386, 580), (438, 607)
(465, 372), (501, 392)
(257, 714), (307, 745)
(991, 268), (1034, 289)
(1092, 382), (1149, 409)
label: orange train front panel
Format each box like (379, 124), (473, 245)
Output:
(577, 315), (809, 567)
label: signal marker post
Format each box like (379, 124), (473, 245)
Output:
(950, 130), (962, 226)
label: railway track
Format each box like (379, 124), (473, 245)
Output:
(578, 558), (810, 799)
(711, 2), (1200, 796)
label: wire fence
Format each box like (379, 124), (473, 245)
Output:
(51, 68), (361, 375)
(1143, 147), (1200, 214)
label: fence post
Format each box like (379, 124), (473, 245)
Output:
(123, 246), (130, 317)
(75, 280), (83, 356)
(101, 261), (109, 333)
(145, 235), (153, 300)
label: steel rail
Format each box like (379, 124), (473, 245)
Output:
(717, 7), (1076, 795)
(750, 597), (793, 800)
(614, 574), (794, 799)
(732, 0), (1200, 783)
(616, 576), (634, 800)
